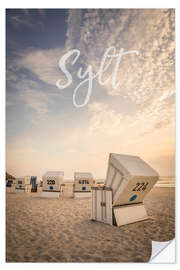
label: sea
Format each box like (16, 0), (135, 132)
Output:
(155, 176), (175, 187)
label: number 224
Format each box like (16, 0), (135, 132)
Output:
(132, 182), (149, 191)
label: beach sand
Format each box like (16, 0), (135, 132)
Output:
(6, 187), (175, 262)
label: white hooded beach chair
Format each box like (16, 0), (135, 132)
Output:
(73, 172), (94, 198)
(91, 153), (159, 226)
(42, 171), (64, 198)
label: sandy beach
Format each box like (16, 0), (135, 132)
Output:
(6, 187), (175, 262)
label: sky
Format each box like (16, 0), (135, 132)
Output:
(6, 9), (175, 180)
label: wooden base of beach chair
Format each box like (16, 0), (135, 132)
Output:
(113, 203), (149, 227)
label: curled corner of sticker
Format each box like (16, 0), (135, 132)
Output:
(150, 239), (175, 263)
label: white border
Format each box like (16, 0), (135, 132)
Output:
(1, 1), (178, 269)
(0, 0), (179, 8)
(0, 5), (5, 265)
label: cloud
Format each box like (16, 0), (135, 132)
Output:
(88, 95), (174, 140)
(79, 9), (174, 98)
(19, 89), (50, 114)
(6, 78), (55, 117)
(7, 9), (44, 30)
(88, 102), (124, 136)
(7, 10), (175, 125)
(65, 9), (175, 131)
(8, 15), (34, 29)
(12, 47), (66, 86)
(65, 9), (83, 49)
